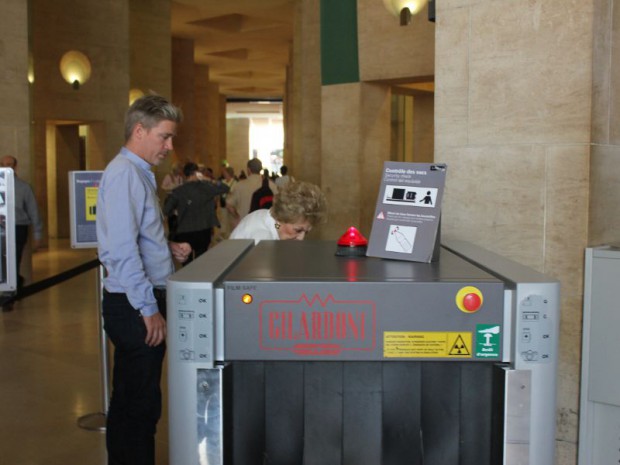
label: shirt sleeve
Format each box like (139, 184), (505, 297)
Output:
(98, 167), (159, 316)
(24, 184), (42, 241)
(204, 180), (230, 196)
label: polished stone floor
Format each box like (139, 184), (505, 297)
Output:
(0, 240), (169, 465)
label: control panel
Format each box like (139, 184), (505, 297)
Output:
(517, 294), (554, 364)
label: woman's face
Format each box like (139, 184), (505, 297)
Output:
(276, 219), (312, 240)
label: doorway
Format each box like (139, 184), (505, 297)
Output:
(389, 81), (434, 163)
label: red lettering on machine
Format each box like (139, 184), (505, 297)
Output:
(259, 293), (377, 356)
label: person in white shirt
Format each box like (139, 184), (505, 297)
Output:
(275, 165), (294, 188)
(226, 158), (277, 228)
(230, 181), (326, 244)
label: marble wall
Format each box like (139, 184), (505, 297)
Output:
(590, 0), (620, 247)
(435, 1), (593, 463)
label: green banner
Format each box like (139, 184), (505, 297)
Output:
(320, 0), (360, 85)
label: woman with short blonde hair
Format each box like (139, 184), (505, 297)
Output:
(230, 181), (327, 243)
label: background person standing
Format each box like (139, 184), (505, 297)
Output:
(163, 162), (229, 264)
(0, 155), (42, 312)
(226, 158), (277, 227)
(97, 94), (191, 465)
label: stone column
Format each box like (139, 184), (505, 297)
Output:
(1, 0), (31, 280)
(320, 82), (390, 239)
(290, 0), (322, 185)
(172, 37), (196, 165)
(435, 1), (593, 463)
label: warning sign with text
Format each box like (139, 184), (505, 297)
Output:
(384, 331), (472, 358)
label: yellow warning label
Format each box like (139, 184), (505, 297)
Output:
(85, 187), (98, 221)
(384, 332), (472, 358)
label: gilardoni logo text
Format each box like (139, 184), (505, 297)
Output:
(259, 293), (376, 355)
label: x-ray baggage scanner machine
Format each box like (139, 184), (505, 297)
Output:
(167, 239), (559, 465)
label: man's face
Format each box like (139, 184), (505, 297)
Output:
(135, 120), (177, 166)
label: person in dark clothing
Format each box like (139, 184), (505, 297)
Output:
(249, 169), (274, 213)
(163, 162), (229, 264)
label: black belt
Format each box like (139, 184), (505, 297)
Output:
(153, 288), (167, 299)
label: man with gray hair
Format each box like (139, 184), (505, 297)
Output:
(226, 157), (277, 227)
(97, 94), (191, 465)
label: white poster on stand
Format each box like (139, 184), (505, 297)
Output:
(366, 162), (446, 263)
(0, 168), (16, 291)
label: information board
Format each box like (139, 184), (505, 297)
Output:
(366, 162), (446, 263)
(69, 171), (102, 249)
(0, 168), (16, 291)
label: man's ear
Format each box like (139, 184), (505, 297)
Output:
(133, 123), (145, 140)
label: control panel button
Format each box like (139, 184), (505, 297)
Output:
(456, 286), (484, 313)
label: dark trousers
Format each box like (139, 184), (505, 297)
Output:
(102, 291), (166, 465)
(174, 228), (212, 265)
(15, 224), (28, 291)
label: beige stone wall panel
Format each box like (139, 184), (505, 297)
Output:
(32, 0), (130, 139)
(0, 0), (29, 171)
(226, 118), (250, 174)
(591, 0), (612, 144)
(0, 1), (28, 128)
(608, 0), (620, 144)
(321, 83), (362, 238)
(468, 0), (593, 145)
(589, 144), (620, 245)
(357, 0), (435, 82)
(441, 145), (546, 269)
(130, 0), (172, 98)
(171, 37), (196, 165)
(359, 83), (391, 234)
(434, 7), (470, 150)
(193, 64), (210, 165)
(555, 293), (582, 449)
(290, 0), (321, 185)
(543, 145), (589, 292)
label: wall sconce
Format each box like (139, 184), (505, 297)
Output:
(129, 88), (145, 105)
(28, 52), (35, 84)
(59, 51), (92, 90)
(383, 0), (429, 25)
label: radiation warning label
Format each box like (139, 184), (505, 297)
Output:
(384, 331), (472, 358)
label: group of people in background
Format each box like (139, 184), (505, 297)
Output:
(159, 156), (325, 256)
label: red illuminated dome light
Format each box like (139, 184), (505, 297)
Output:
(336, 227), (368, 257)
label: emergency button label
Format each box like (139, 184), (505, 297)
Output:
(384, 332), (472, 358)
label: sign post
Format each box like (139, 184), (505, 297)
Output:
(69, 171), (109, 432)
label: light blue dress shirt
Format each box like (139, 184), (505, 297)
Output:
(97, 148), (174, 316)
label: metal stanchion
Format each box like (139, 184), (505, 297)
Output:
(78, 263), (109, 432)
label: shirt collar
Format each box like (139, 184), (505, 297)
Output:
(120, 147), (152, 172)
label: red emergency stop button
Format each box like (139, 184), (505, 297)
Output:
(456, 286), (483, 313)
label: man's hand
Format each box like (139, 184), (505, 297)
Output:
(169, 241), (192, 263)
(143, 312), (167, 346)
